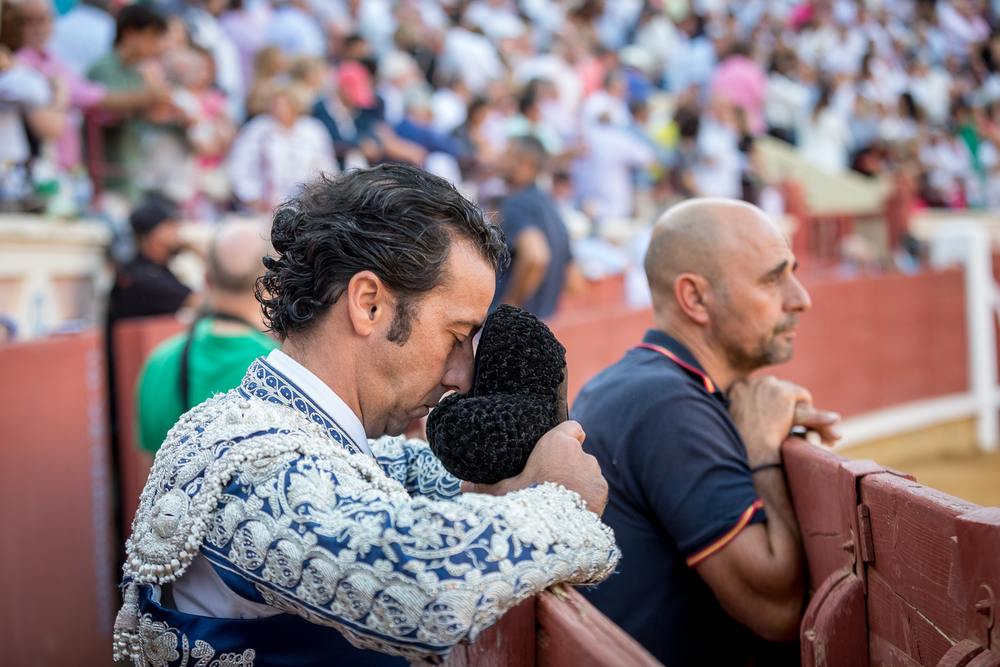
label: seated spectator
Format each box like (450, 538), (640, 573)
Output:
(313, 60), (426, 168)
(181, 0), (246, 123)
(694, 96), (743, 200)
(572, 110), (656, 223)
(765, 50), (810, 145)
(797, 82), (854, 175)
(135, 219), (277, 454)
(227, 80), (336, 213)
(246, 45), (289, 118)
(505, 81), (565, 157)
(394, 89), (466, 160)
(0, 312), (16, 342)
(491, 135), (574, 319)
(710, 42), (768, 136)
(155, 46), (236, 218)
(573, 198), (841, 665)
(0, 43), (66, 210)
(267, 0), (326, 58)
(289, 55), (327, 110)
(669, 107), (703, 199)
(430, 74), (470, 135)
(580, 69), (631, 128)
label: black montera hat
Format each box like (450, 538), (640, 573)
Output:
(130, 193), (178, 236)
(427, 304), (568, 485)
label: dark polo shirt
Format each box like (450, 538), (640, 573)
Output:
(572, 329), (767, 666)
(491, 184), (571, 319)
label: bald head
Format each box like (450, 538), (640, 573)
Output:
(644, 198), (781, 304)
(207, 220), (273, 295)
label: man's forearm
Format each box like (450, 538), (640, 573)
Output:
(502, 259), (546, 307)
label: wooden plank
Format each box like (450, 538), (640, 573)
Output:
(0, 332), (116, 666)
(936, 639), (985, 667)
(782, 439), (854, 590)
(800, 569), (869, 667)
(536, 585), (663, 667)
(437, 598), (535, 667)
(868, 635), (925, 667)
(862, 473), (981, 664)
(113, 315), (185, 538)
(967, 651), (1000, 667)
(867, 569), (956, 666)
(955, 507), (1000, 650)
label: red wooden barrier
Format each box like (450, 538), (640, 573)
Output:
(550, 269), (968, 416)
(113, 315), (185, 537)
(437, 585), (662, 667)
(783, 438), (1000, 666)
(0, 331), (116, 666)
(548, 304), (654, 402)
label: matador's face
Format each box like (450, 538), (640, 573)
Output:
(365, 239), (495, 438)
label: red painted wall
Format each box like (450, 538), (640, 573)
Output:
(551, 269), (968, 417)
(114, 315), (186, 538)
(0, 332), (116, 666)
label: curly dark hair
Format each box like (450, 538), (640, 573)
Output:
(427, 305), (567, 484)
(256, 165), (508, 342)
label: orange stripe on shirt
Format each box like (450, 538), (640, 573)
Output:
(685, 499), (765, 567)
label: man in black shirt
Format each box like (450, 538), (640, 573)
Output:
(105, 194), (198, 448)
(107, 194), (195, 325)
(572, 198), (841, 665)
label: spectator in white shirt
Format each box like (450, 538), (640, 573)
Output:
(909, 58), (954, 125)
(694, 96), (743, 199)
(267, 0), (327, 58)
(464, 0), (526, 45)
(227, 81), (336, 213)
(665, 13), (717, 95)
(580, 69), (631, 128)
(572, 111), (656, 223)
(937, 0), (990, 58)
(439, 24), (503, 94)
(798, 83), (854, 175)
(765, 49), (811, 144)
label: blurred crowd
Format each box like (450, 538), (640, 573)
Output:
(2, 0), (1000, 238)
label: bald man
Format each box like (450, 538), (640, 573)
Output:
(572, 199), (840, 665)
(134, 220), (279, 454)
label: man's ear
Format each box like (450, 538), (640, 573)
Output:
(346, 270), (389, 337)
(674, 272), (711, 325)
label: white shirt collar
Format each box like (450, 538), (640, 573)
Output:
(265, 349), (372, 456)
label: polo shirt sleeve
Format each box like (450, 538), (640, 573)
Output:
(624, 392), (766, 567)
(499, 196), (537, 249)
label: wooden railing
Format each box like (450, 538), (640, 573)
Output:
(113, 315), (186, 537)
(0, 331), (117, 666)
(436, 585), (662, 667)
(783, 437), (1000, 666)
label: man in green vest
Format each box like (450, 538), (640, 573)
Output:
(134, 219), (277, 453)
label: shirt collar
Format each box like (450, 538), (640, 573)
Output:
(640, 329), (730, 406)
(264, 349), (372, 456)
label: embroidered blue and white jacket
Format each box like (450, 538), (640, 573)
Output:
(114, 358), (620, 666)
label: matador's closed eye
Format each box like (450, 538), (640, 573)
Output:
(427, 305), (568, 484)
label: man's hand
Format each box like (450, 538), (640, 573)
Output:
(729, 376), (840, 468)
(461, 421), (608, 516)
(793, 401), (841, 446)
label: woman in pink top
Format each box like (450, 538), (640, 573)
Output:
(11, 0), (170, 172)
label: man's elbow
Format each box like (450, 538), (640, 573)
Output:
(750, 590), (805, 642)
